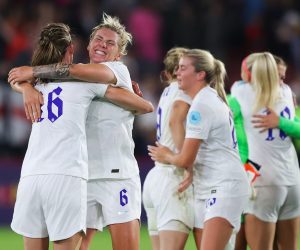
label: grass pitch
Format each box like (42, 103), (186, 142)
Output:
(1, 225), (299, 249)
(0, 225), (196, 250)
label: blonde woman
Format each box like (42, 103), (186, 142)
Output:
(9, 14), (154, 250)
(143, 47), (194, 250)
(230, 52), (300, 250)
(148, 49), (249, 250)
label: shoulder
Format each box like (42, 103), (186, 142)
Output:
(231, 80), (251, 97)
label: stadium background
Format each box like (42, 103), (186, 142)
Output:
(0, 0), (300, 249)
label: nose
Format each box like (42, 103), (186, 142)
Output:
(99, 40), (107, 48)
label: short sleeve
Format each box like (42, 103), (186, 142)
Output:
(175, 90), (192, 105)
(94, 84), (108, 98)
(185, 102), (213, 140)
(101, 61), (132, 90)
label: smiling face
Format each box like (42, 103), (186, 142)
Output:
(176, 56), (207, 98)
(87, 27), (121, 63)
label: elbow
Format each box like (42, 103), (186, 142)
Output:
(145, 102), (154, 113)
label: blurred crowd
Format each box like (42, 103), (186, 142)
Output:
(0, 0), (300, 157)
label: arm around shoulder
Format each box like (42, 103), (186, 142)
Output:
(104, 86), (154, 115)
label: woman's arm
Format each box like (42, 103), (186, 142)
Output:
(9, 82), (43, 122)
(169, 99), (192, 192)
(105, 86), (154, 115)
(8, 63), (116, 85)
(227, 95), (248, 163)
(252, 107), (300, 139)
(169, 100), (190, 150)
(148, 138), (201, 169)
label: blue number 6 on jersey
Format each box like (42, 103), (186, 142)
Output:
(120, 189), (128, 206)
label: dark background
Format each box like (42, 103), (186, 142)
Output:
(0, 0), (300, 225)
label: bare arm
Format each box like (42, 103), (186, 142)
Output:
(252, 107), (279, 132)
(169, 100), (190, 150)
(169, 100), (192, 192)
(69, 63), (116, 84)
(9, 82), (43, 122)
(105, 86), (154, 115)
(148, 138), (201, 169)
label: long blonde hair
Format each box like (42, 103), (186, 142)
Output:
(251, 52), (280, 112)
(90, 13), (132, 56)
(185, 49), (227, 104)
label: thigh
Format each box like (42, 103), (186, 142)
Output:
(159, 229), (189, 250)
(245, 214), (276, 250)
(24, 237), (49, 250)
(201, 217), (233, 250)
(193, 228), (203, 250)
(86, 181), (104, 231)
(100, 176), (141, 226)
(11, 176), (48, 238)
(245, 186), (286, 223)
(278, 185), (300, 220)
(44, 175), (87, 241)
(53, 232), (83, 250)
(276, 217), (300, 250)
(205, 195), (247, 233)
(108, 220), (140, 250)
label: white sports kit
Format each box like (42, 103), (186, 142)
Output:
(231, 83), (300, 222)
(11, 81), (108, 240)
(187, 86), (249, 232)
(143, 81), (194, 234)
(86, 61), (141, 230)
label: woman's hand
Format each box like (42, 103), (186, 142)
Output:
(147, 141), (173, 164)
(252, 107), (279, 133)
(22, 84), (44, 123)
(8, 66), (34, 85)
(178, 167), (193, 193)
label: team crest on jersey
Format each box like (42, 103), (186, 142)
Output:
(188, 111), (201, 125)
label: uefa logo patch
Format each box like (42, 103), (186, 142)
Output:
(189, 111), (201, 125)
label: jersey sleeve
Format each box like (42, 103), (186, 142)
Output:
(101, 61), (132, 90)
(185, 102), (213, 140)
(175, 90), (192, 105)
(93, 84), (109, 98)
(278, 116), (300, 139)
(227, 94), (248, 163)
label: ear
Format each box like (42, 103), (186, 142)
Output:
(68, 44), (74, 55)
(115, 53), (121, 61)
(196, 71), (206, 81)
(63, 44), (74, 64)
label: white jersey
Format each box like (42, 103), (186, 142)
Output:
(231, 83), (300, 186)
(21, 81), (108, 180)
(156, 81), (192, 169)
(87, 61), (139, 179)
(186, 86), (248, 198)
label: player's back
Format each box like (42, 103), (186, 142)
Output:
(21, 81), (107, 180)
(232, 83), (300, 186)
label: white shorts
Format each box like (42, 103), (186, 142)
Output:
(86, 175), (141, 231)
(11, 175), (87, 241)
(194, 195), (248, 233)
(143, 166), (194, 235)
(244, 185), (300, 222)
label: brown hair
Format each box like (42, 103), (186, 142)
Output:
(31, 23), (72, 66)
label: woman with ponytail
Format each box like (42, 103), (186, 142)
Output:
(148, 49), (249, 250)
(230, 52), (300, 250)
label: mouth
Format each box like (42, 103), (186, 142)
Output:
(95, 50), (106, 56)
